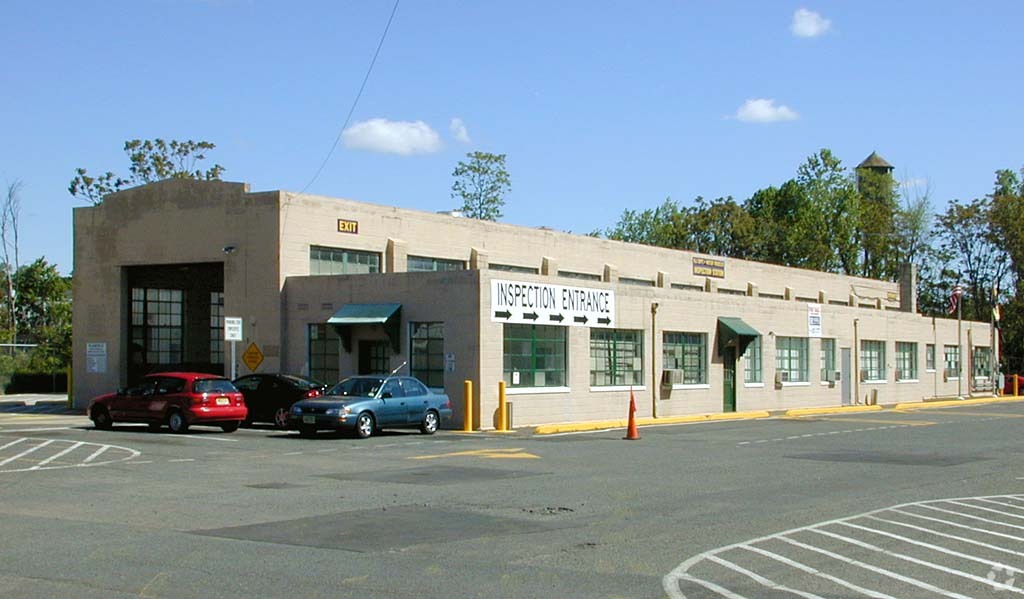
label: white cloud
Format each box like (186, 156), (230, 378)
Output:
(734, 98), (799, 123)
(342, 118), (442, 155)
(791, 8), (831, 38)
(450, 117), (471, 144)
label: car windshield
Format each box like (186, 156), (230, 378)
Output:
(194, 379), (237, 394)
(328, 377), (383, 398)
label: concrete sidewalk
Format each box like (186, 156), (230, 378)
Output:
(0, 393), (81, 414)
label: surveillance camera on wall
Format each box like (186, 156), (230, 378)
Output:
(222, 245), (236, 254)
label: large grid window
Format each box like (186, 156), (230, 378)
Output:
(210, 292), (224, 364)
(309, 246), (380, 275)
(663, 332), (707, 384)
(944, 345), (960, 379)
(411, 322), (445, 388)
(896, 342), (918, 381)
(590, 329), (643, 387)
(926, 344), (936, 371)
(408, 256), (465, 272)
(820, 338), (836, 381)
(131, 288), (183, 365)
(504, 324), (566, 388)
(973, 346), (991, 379)
(776, 337), (809, 383)
(861, 340), (886, 381)
(308, 324), (340, 384)
(743, 336), (762, 384)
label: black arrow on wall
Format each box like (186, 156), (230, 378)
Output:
(574, 315), (589, 324)
(597, 316), (611, 325)
(494, 310), (512, 319)
(523, 311), (539, 321)
(549, 314), (565, 323)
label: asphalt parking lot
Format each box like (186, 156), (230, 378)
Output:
(3, 400), (1024, 598)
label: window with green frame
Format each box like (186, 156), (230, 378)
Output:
(503, 324), (566, 388)
(308, 324), (340, 384)
(776, 336), (809, 382)
(408, 256), (465, 272)
(944, 345), (960, 379)
(411, 322), (445, 388)
(861, 339), (886, 381)
(820, 338), (835, 381)
(973, 346), (991, 378)
(662, 332), (707, 384)
(590, 329), (643, 387)
(896, 342), (917, 380)
(743, 336), (762, 384)
(309, 246), (380, 275)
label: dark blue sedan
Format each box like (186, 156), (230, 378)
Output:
(287, 375), (452, 438)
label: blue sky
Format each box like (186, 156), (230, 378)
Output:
(3, 1), (1022, 274)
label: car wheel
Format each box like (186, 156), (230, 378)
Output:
(91, 407), (112, 430)
(298, 425), (316, 438)
(355, 412), (374, 439)
(220, 421), (240, 433)
(273, 407), (289, 429)
(147, 422), (162, 432)
(167, 411), (189, 434)
(420, 410), (439, 435)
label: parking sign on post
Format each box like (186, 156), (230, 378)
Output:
(224, 317), (243, 379)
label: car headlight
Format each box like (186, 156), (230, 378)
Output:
(291, 405), (303, 415)
(326, 406), (351, 417)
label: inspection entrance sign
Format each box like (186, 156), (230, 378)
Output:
(490, 279), (615, 327)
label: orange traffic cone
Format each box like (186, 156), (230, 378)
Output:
(624, 389), (640, 440)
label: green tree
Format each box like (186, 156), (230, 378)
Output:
(988, 167), (1024, 370)
(69, 138), (225, 205)
(604, 198), (685, 247)
(796, 149), (861, 274)
(686, 196), (757, 258)
(933, 198), (1009, 323)
(450, 151), (511, 221)
(12, 259), (71, 370)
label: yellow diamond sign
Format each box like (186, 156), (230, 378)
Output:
(242, 342), (264, 372)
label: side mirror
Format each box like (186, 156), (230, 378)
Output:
(381, 392), (393, 399)
(116, 387), (126, 396)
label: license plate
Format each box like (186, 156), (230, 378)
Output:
(216, 397), (230, 406)
(302, 415), (316, 424)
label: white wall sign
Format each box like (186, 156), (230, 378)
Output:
(808, 303), (823, 338)
(86, 342), (107, 374)
(490, 279), (615, 327)
(225, 317), (243, 341)
(445, 353), (456, 373)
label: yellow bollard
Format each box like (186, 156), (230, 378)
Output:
(498, 380), (507, 431)
(463, 380), (474, 432)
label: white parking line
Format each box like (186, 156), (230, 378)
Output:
(0, 437), (141, 473)
(664, 494), (1024, 599)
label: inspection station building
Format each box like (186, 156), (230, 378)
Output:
(72, 179), (992, 428)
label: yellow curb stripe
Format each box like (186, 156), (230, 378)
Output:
(533, 410), (771, 435)
(784, 405), (883, 417)
(894, 396), (1024, 410)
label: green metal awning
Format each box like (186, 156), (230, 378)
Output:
(717, 316), (759, 356)
(328, 303), (402, 353)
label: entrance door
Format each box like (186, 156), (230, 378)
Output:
(841, 348), (852, 406)
(358, 340), (391, 374)
(723, 347), (737, 412)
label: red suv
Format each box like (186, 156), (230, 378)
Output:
(88, 372), (248, 434)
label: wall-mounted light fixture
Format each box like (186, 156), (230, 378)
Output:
(222, 245), (237, 254)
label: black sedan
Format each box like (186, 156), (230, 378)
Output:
(232, 373), (325, 428)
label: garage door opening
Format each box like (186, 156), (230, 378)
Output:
(125, 263), (224, 384)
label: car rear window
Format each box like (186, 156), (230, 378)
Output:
(194, 379), (238, 394)
(281, 374), (323, 389)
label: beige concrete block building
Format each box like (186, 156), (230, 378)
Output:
(73, 179), (993, 428)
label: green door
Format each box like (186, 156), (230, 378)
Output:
(723, 347), (736, 412)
